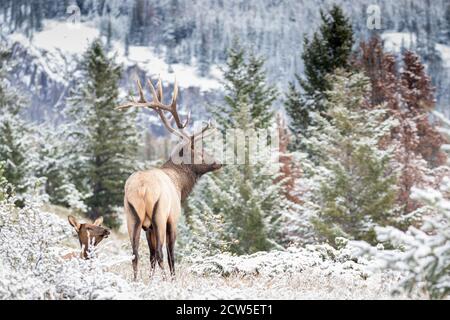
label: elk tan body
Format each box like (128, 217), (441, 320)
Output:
(118, 77), (221, 279)
(125, 169), (181, 230)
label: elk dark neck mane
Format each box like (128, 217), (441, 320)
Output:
(161, 159), (200, 201)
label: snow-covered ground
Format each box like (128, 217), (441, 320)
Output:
(8, 20), (222, 92)
(0, 200), (424, 300)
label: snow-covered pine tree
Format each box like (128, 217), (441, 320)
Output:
(66, 39), (139, 227)
(356, 111), (450, 299)
(0, 162), (6, 200)
(211, 40), (276, 131)
(0, 48), (32, 201)
(445, 3), (450, 40)
(285, 4), (354, 140)
(353, 37), (441, 218)
(184, 43), (288, 255)
(305, 70), (398, 246)
(34, 123), (87, 213)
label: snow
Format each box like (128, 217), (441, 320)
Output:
(0, 194), (420, 300)
(436, 44), (450, 69)
(382, 32), (417, 52)
(382, 32), (450, 68)
(32, 20), (100, 55)
(112, 43), (222, 92)
(7, 20), (222, 92)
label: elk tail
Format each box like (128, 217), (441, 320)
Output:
(144, 190), (157, 227)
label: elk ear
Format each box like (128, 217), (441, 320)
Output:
(68, 215), (81, 232)
(93, 216), (104, 226)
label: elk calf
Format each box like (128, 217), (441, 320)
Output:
(64, 215), (110, 259)
(118, 77), (222, 279)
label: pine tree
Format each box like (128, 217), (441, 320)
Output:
(401, 51), (446, 168)
(211, 41), (276, 131)
(198, 33), (210, 76)
(285, 4), (354, 138)
(306, 71), (397, 245)
(0, 48), (29, 198)
(354, 37), (444, 216)
(67, 40), (139, 227)
(445, 3), (450, 40)
(185, 44), (287, 255)
(0, 162), (6, 201)
(364, 112), (450, 299)
(35, 123), (87, 213)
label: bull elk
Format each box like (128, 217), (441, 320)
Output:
(117, 77), (222, 279)
(64, 215), (110, 259)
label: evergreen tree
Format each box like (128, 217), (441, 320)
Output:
(0, 162), (6, 201)
(34, 123), (87, 213)
(0, 48), (29, 197)
(445, 3), (450, 40)
(401, 50), (446, 167)
(198, 33), (210, 76)
(285, 4), (354, 139)
(211, 41), (276, 131)
(354, 37), (444, 216)
(305, 71), (397, 245)
(185, 44), (288, 255)
(67, 40), (139, 227)
(364, 112), (450, 299)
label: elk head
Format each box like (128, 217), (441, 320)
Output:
(117, 77), (222, 176)
(68, 215), (110, 259)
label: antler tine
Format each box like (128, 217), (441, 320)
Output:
(168, 108), (191, 129)
(118, 76), (191, 142)
(136, 79), (146, 103)
(116, 81), (148, 110)
(157, 76), (163, 102)
(156, 109), (191, 142)
(193, 119), (216, 141)
(167, 78), (187, 129)
(184, 110), (191, 128)
(149, 77), (187, 130)
(171, 77), (178, 111)
(147, 78), (164, 109)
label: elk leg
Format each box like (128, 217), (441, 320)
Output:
(145, 227), (157, 276)
(127, 201), (142, 281)
(152, 218), (167, 275)
(131, 224), (142, 280)
(154, 224), (166, 270)
(166, 221), (176, 277)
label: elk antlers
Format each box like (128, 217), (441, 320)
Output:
(117, 77), (215, 143)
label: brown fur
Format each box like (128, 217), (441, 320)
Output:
(124, 146), (221, 279)
(161, 160), (201, 201)
(65, 216), (110, 259)
(118, 77), (221, 279)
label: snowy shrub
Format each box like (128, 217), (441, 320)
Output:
(187, 242), (377, 283)
(354, 185), (450, 299)
(55, 182), (88, 213)
(0, 190), (135, 299)
(0, 189), (420, 300)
